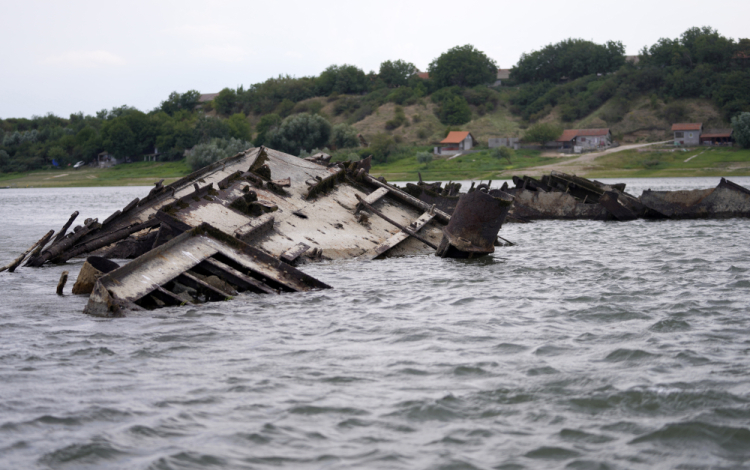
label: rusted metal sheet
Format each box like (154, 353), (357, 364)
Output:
(436, 189), (514, 258)
(640, 178), (750, 219)
(598, 191), (637, 221)
(507, 189), (611, 221)
(404, 183), (460, 215)
(83, 223), (331, 317)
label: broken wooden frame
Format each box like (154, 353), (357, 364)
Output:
(84, 223), (331, 317)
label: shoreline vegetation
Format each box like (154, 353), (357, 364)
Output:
(2, 147), (749, 188)
(2, 26), (749, 186)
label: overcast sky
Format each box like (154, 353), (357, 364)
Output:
(2, 0), (748, 119)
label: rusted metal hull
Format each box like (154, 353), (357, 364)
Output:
(640, 178), (750, 219)
(436, 189), (514, 258)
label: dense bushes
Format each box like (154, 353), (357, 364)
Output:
(732, 112), (750, 148)
(330, 123), (359, 149)
(186, 138), (252, 171)
(268, 113), (332, 155)
(512, 39), (625, 84)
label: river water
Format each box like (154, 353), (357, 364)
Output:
(1, 178), (749, 469)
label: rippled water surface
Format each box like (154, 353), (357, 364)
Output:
(1, 178), (750, 469)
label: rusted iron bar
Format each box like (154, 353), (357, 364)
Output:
(56, 271), (69, 295)
(27, 219), (100, 267)
(361, 174), (451, 225)
(1, 230), (55, 273)
(51, 211), (79, 244)
(355, 194), (438, 250)
(56, 218), (161, 263)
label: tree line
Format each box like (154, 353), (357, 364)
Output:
(2, 27), (749, 174)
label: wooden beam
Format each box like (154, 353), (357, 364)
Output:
(355, 194), (438, 250)
(197, 257), (277, 295)
(363, 211), (436, 260)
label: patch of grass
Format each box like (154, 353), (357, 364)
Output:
(371, 148), (569, 181)
(0, 160), (192, 188)
(584, 147), (750, 178)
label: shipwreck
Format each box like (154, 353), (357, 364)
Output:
(3, 146), (514, 316)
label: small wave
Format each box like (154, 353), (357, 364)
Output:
(288, 405), (369, 416)
(649, 318), (691, 332)
(629, 421), (750, 457)
(524, 446), (581, 460)
(603, 348), (659, 363)
(38, 438), (129, 467)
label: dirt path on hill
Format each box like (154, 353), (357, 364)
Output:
(501, 141), (672, 177)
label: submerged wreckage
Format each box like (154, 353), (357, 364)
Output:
(405, 171), (750, 222)
(3, 147), (512, 316)
(4, 146), (750, 317)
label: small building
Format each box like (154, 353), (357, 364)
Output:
(556, 128), (612, 150)
(492, 68), (511, 86)
(415, 71), (430, 80)
(700, 129), (733, 146)
(97, 152), (118, 169)
(198, 93), (219, 103)
(434, 131), (475, 155)
(672, 123), (703, 146)
(489, 137), (519, 150)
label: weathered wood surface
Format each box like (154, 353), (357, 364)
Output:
(1, 230), (55, 273)
(83, 223), (330, 316)
(363, 212), (436, 260)
(356, 194), (438, 250)
(362, 174), (452, 225)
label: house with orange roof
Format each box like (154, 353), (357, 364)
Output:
(434, 131), (475, 155)
(556, 128), (612, 150)
(671, 123), (702, 146)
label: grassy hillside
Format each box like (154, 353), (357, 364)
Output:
(0, 161), (191, 188)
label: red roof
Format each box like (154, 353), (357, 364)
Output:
(199, 93), (219, 102)
(416, 72), (430, 80)
(671, 123), (702, 131)
(556, 128), (610, 142)
(440, 131), (472, 144)
(701, 129), (732, 138)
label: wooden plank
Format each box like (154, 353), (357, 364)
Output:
(280, 242), (310, 264)
(176, 272), (234, 300)
(362, 174), (451, 224)
(2, 230), (55, 273)
(362, 212), (436, 260)
(355, 187), (389, 213)
(233, 214), (275, 243)
(355, 194), (438, 250)
(198, 257), (277, 295)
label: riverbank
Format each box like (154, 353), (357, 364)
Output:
(1, 147), (750, 188)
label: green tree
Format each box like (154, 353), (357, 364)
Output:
(369, 133), (397, 163)
(330, 123), (359, 149)
(732, 112), (750, 148)
(316, 65), (370, 95)
(160, 90), (201, 115)
(416, 151), (432, 164)
(253, 114), (282, 146)
(512, 39), (625, 84)
(428, 45), (497, 88)
(101, 120), (136, 158)
(214, 88), (238, 115)
(379, 60), (417, 88)
(186, 137), (252, 171)
(268, 113), (332, 155)
(438, 96), (472, 125)
(522, 123), (562, 145)
(226, 113), (252, 141)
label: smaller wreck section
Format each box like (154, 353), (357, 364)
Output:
(640, 178), (750, 219)
(84, 223), (330, 317)
(499, 171), (662, 222)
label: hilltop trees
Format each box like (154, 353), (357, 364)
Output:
(316, 65), (369, 95)
(512, 39), (625, 84)
(379, 60), (417, 88)
(268, 113), (332, 155)
(428, 45), (497, 88)
(160, 90), (201, 115)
